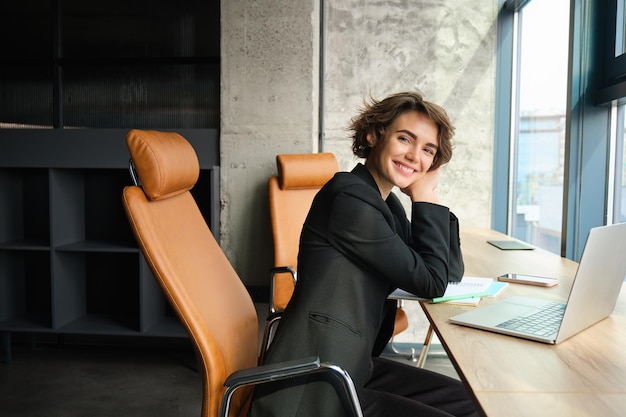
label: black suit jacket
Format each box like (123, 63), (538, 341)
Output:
(250, 163), (464, 417)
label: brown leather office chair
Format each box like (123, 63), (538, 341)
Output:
(122, 129), (362, 417)
(259, 153), (337, 363)
(260, 153), (412, 364)
(268, 153), (338, 315)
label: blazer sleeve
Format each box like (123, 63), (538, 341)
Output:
(387, 193), (464, 283)
(370, 195), (464, 356)
(327, 184), (457, 299)
(447, 212), (464, 282)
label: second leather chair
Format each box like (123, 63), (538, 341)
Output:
(260, 153), (411, 364)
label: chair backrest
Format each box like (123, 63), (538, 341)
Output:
(122, 129), (258, 417)
(268, 153), (338, 312)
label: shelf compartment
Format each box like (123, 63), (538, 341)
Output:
(0, 168), (50, 247)
(0, 251), (52, 329)
(84, 169), (136, 244)
(53, 252), (139, 332)
(138, 255), (185, 336)
(51, 168), (137, 249)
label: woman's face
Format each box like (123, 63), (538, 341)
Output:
(365, 111), (439, 198)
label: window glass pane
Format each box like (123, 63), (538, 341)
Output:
(511, 0), (570, 254)
(616, 0), (626, 57)
(616, 104), (626, 223)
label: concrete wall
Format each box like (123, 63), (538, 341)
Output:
(221, 0), (320, 289)
(221, 0), (498, 289)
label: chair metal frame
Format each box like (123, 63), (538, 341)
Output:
(220, 356), (362, 417)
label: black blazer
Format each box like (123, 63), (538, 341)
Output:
(250, 163), (464, 417)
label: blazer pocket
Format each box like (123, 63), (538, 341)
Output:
(308, 312), (361, 338)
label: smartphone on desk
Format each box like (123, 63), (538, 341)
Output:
(497, 273), (559, 287)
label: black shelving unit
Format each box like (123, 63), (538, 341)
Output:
(0, 128), (219, 363)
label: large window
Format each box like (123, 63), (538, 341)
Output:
(497, 0), (625, 261)
(510, 0), (570, 254)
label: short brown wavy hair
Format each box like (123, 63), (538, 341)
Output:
(349, 92), (455, 170)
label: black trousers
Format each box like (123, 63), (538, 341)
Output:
(360, 357), (479, 417)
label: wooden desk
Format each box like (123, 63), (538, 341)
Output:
(421, 228), (626, 417)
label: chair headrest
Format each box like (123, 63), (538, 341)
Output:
(126, 129), (199, 201)
(277, 153), (338, 190)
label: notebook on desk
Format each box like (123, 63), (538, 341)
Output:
(449, 222), (626, 344)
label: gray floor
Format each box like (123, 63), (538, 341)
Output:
(0, 304), (458, 417)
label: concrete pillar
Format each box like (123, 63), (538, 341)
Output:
(221, 0), (320, 288)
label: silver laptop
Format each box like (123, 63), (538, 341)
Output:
(449, 222), (626, 344)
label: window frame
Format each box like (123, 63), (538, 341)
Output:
(595, 0), (626, 106)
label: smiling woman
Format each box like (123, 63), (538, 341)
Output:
(249, 92), (477, 417)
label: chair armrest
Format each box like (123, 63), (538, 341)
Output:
(224, 356), (320, 388)
(270, 265), (297, 276)
(220, 356), (363, 417)
(265, 310), (282, 323)
(270, 266), (297, 289)
(269, 266), (297, 314)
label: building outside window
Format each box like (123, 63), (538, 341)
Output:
(510, 0), (570, 254)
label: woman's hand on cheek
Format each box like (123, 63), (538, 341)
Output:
(401, 166), (441, 204)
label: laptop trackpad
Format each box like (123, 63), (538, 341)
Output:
(450, 296), (548, 327)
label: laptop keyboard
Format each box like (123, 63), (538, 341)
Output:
(495, 302), (566, 337)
